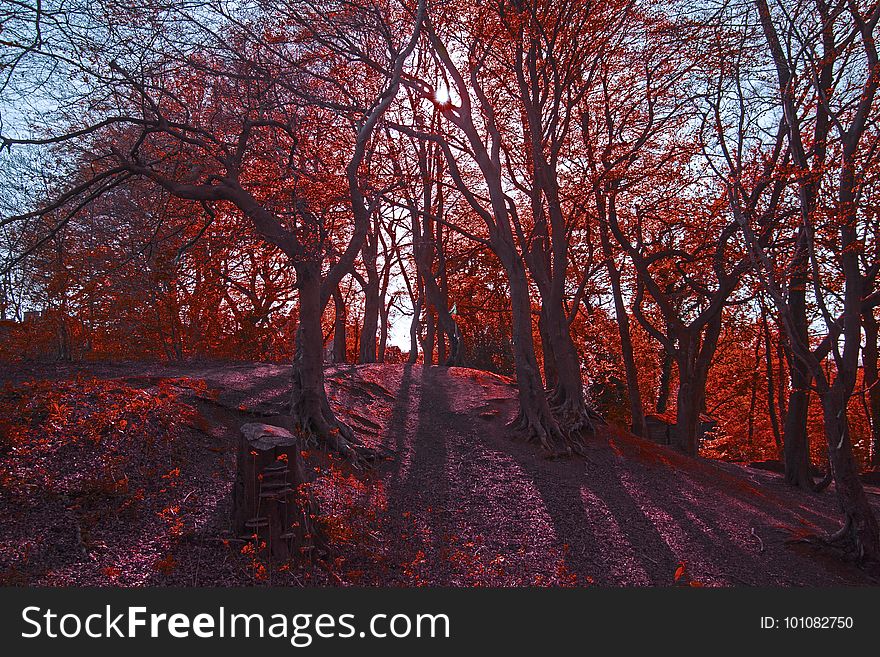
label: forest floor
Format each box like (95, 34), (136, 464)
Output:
(1, 360), (879, 587)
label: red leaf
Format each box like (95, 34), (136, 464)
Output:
(674, 562), (686, 582)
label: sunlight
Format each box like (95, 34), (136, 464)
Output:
(434, 85), (451, 106)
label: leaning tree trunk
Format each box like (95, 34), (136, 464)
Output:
(292, 262), (360, 459)
(820, 385), (880, 560)
(232, 423), (324, 561)
(862, 311), (880, 469)
(538, 313), (559, 391)
(816, 137), (880, 559)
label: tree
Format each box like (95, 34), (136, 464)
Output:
(1, 0), (426, 458)
(578, 5), (740, 456)
(396, 1), (615, 453)
(391, 84), (465, 366)
(723, 0), (880, 558)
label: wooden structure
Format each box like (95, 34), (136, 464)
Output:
(231, 422), (320, 561)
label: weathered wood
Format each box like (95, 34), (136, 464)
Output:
(231, 422), (319, 561)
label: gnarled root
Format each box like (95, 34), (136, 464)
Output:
(509, 402), (587, 458)
(812, 469), (833, 493)
(530, 388), (606, 457)
(786, 515), (878, 563)
(550, 393), (604, 434)
(289, 393), (380, 468)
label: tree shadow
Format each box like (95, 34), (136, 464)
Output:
(380, 366), (459, 584)
(503, 444), (680, 585)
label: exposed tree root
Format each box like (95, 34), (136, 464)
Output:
(507, 383), (609, 458)
(186, 380), (383, 466)
(509, 398), (589, 458)
(524, 388), (606, 458)
(552, 396), (595, 435)
(786, 516), (878, 564)
(812, 462), (833, 492)
(828, 518), (853, 544)
(290, 403), (380, 468)
(509, 409), (575, 457)
(554, 392), (607, 428)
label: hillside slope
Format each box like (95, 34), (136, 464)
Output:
(173, 361), (880, 586)
(1, 361), (878, 586)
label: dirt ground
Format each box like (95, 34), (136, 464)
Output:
(1, 360), (878, 586)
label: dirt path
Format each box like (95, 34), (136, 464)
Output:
(331, 365), (880, 586)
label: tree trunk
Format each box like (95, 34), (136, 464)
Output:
(674, 373), (704, 456)
(538, 312), (558, 390)
(292, 263), (360, 459)
(408, 295), (421, 364)
(761, 309), (783, 456)
(57, 315), (72, 361)
(413, 232), (465, 366)
(332, 285), (347, 364)
(424, 285), (464, 365)
(543, 298), (596, 436)
(422, 309), (435, 366)
(748, 333), (760, 445)
(783, 245), (814, 488)
(820, 385), (880, 560)
(603, 238), (646, 436)
(378, 301), (390, 363)
(672, 323), (717, 457)
(359, 280), (379, 363)
(435, 216), (450, 367)
(359, 231), (380, 364)
(657, 346), (673, 414)
(436, 321), (446, 365)
(504, 257), (576, 454)
(783, 370), (813, 488)
(862, 311), (880, 469)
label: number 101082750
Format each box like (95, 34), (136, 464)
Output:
(761, 616), (854, 630)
